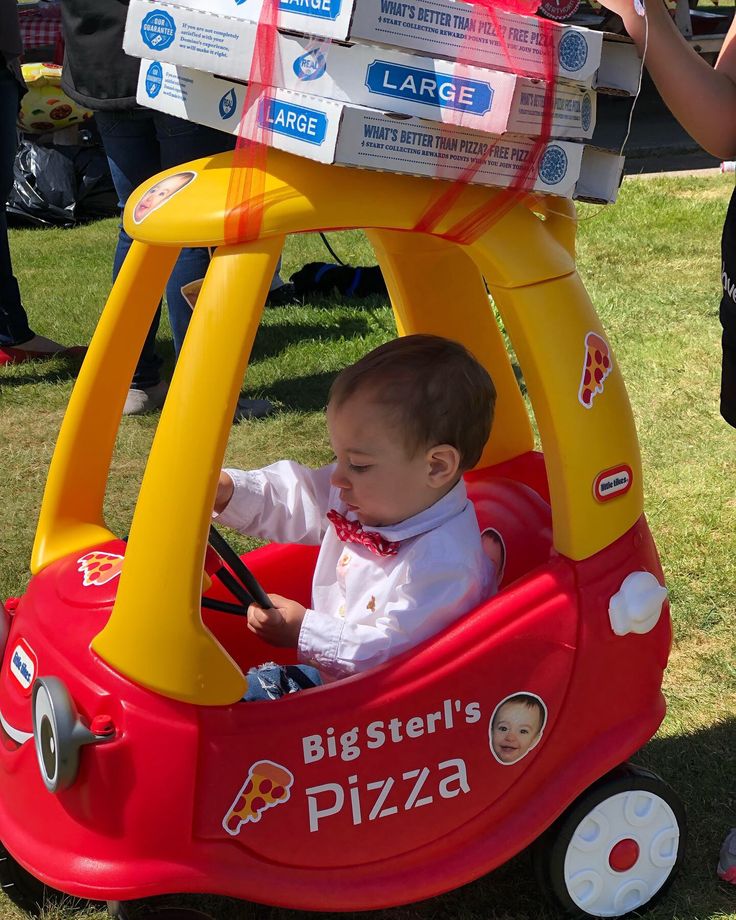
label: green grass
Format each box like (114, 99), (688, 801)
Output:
(0, 174), (734, 920)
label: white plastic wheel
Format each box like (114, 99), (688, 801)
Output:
(563, 790), (680, 917)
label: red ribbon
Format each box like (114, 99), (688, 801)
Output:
(224, 0), (280, 245)
(414, 1), (558, 243)
(225, 0), (559, 246)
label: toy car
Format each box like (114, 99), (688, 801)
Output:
(0, 149), (685, 919)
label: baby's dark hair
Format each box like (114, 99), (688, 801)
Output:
(329, 335), (496, 471)
(493, 693), (546, 736)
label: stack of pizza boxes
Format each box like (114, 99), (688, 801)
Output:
(123, 0), (641, 204)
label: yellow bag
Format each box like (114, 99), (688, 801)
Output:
(18, 63), (94, 134)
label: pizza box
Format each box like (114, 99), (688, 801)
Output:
(137, 59), (624, 204)
(165, 0), (640, 95)
(125, 0), (597, 140)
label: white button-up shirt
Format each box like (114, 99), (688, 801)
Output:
(216, 461), (497, 680)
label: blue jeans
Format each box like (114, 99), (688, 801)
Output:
(95, 109), (235, 388)
(244, 663), (322, 701)
(0, 67), (33, 346)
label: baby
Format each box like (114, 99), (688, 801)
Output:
(214, 334), (500, 699)
(133, 171), (195, 223)
(490, 693), (546, 765)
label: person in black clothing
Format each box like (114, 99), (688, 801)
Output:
(0, 0), (82, 365)
(596, 0), (736, 428)
(60, 0), (283, 417)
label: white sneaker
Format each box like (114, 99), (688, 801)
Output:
(123, 381), (169, 416)
(233, 396), (274, 423)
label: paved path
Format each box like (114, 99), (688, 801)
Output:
(626, 167), (724, 179)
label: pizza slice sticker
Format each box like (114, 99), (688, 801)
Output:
(77, 551), (124, 587)
(578, 331), (612, 409)
(223, 760), (294, 835)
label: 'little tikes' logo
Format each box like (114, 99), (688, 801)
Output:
(9, 640), (36, 694)
(77, 551), (124, 587)
(594, 465), (633, 502)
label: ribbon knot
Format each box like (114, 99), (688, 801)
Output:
(327, 510), (400, 557)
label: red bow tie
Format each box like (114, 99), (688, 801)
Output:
(327, 510), (400, 557)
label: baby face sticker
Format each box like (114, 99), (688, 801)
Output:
(133, 171), (196, 223)
(489, 692), (547, 765)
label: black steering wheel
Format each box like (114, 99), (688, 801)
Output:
(201, 525), (273, 617)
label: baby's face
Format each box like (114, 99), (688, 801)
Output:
(327, 392), (435, 528)
(492, 700), (542, 764)
(134, 173), (192, 221)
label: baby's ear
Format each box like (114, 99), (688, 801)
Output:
(427, 444), (461, 487)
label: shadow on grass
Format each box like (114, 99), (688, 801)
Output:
(267, 293), (390, 313)
(0, 303), (385, 396)
(0, 354), (86, 389)
(251, 317), (377, 364)
(257, 371), (336, 413)
(158, 315), (379, 385)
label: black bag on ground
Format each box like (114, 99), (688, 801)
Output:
(290, 261), (388, 299)
(6, 137), (117, 228)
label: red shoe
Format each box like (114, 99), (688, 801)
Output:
(0, 344), (87, 366)
(719, 829), (736, 884)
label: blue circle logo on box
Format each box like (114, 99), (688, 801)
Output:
(293, 49), (327, 81)
(538, 145), (568, 185)
(581, 93), (592, 132)
(141, 10), (177, 51)
(219, 89), (238, 120)
(558, 31), (588, 73)
(145, 62), (163, 98)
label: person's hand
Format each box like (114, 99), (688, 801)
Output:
(593, 0), (660, 42)
(593, 0), (634, 19)
(214, 471), (234, 514)
(247, 593), (306, 647)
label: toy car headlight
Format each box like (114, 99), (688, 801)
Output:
(32, 677), (100, 794)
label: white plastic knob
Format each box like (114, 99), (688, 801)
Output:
(609, 571), (668, 636)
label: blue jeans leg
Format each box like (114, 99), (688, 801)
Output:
(244, 664), (322, 701)
(0, 69), (33, 346)
(153, 113), (234, 354)
(95, 109), (163, 389)
(96, 111), (238, 375)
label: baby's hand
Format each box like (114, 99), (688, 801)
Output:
(214, 471), (234, 514)
(247, 594), (306, 647)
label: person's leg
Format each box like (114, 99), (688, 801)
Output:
(95, 108), (165, 401)
(0, 70), (77, 362)
(0, 69), (32, 347)
(154, 115), (235, 354)
(155, 115), (274, 419)
(155, 116), (291, 345)
(243, 663), (322, 701)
